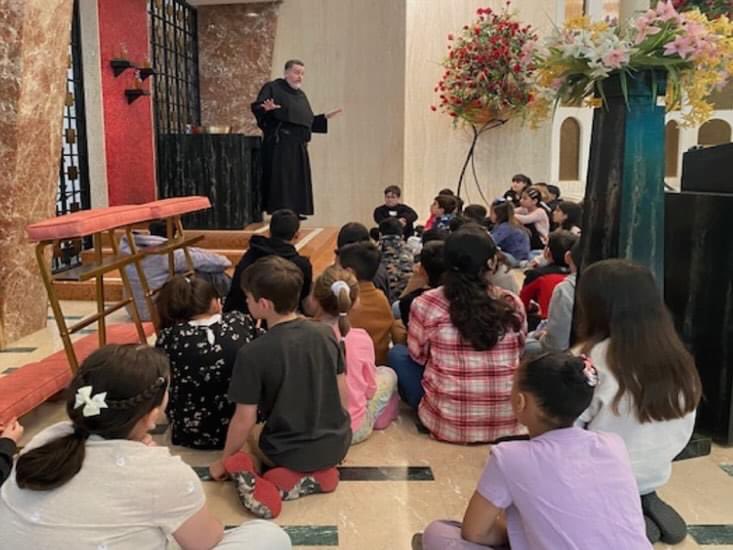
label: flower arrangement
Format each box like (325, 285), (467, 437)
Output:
(432, 3), (539, 128)
(672, 0), (733, 19)
(530, 1), (733, 125)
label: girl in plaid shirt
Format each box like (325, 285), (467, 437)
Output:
(390, 225), (527, 443)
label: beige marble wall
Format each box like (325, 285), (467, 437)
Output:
(0, 0), (73, 348)
(404, 0), (559, 220)
(198, 2), (279, 134)
(271, 0), (407, 227)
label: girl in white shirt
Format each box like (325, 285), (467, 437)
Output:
(515, 187), (550, 251)
(575, 259), (702, 546)
(0, 344), (290, 550)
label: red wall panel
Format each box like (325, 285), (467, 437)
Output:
(98, 0), (156, 205)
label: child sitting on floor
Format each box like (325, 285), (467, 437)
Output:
(552, 200), (582, 234)
(388, 226), (526, 442)
(397, 240), (446, 330)
(378, 217), (415, 303)
(503, 173), (532, 207)
(338, 241), (398, 365)
(0, 418), (23, 487)
(209, 256), (351, 519)
(490, 199), (530, 267)
(0, 344), (291, 549)
(520, 230), (578, 331)
(155, 275), (261, 450)
(575, 259), (702, 545)
(314, 265), (399, 444)
(421, 352), (650, 550)
(335, 222), (391, 299)
(373, 185), (419, 239)
(430, 194), (459, 232)
(515, 187), (550, 253)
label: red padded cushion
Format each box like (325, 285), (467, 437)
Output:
(0, 322), (154, 423)
(26, 205), (154, 242)
(146, 196), (211, 218)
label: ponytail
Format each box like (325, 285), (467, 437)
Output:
(313, 266), (360, 370)
(16, 433), (86, 491)
(15, 344), (170, 491)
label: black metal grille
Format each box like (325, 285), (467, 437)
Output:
(148, 0), (201, 135)
(55, 0), (91, 273)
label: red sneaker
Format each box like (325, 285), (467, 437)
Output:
(263, 466), (340, 501)
(223, 452), (282, 518)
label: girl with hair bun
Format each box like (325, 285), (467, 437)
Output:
(422, 352), (650, 550)
(155, 275), (261, 449)
(0, 344), (291, 550)
(313, 265), (398, 443)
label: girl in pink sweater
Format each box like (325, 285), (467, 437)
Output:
(314, 266), (399, 443)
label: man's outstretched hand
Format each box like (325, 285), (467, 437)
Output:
(261, 98), (281, 112)
(325, 108), (343, 119)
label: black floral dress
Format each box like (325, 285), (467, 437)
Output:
(155, 311), (261, 449)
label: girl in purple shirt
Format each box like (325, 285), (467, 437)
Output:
(420, 352), (650, 550)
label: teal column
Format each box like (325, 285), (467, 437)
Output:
(618, 74), (666, 286)
(579, 70), (666, 288)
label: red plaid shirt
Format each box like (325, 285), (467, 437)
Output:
(408, 287), (527, 443)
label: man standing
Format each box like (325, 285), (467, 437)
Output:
(252, 60), (341, 219)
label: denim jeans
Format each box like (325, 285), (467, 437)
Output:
(387, 344), (424, 409)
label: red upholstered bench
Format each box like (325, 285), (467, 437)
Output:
(26, 205), (157, 373)
(0, 322), (154, 424)
(145, 196), (211, 218)
(26, 205), (153, 242)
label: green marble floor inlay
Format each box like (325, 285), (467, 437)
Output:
(688, 525), (733, 545)
(720, 464), (733, 477)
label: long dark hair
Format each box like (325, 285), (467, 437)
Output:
(155, 275), (218, 330)
(492, 201), (528, 233)
(576, 259), (702, 422)
(556, 201), (582, 231)
(443, 227), (522, 350)
(15, 345), (170, 491)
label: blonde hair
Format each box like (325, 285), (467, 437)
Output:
(313, 265), (359, 340)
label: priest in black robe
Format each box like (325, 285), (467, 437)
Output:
(252, 59), (341, 218)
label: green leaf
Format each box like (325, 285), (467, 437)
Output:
(620, 71), (630, 110)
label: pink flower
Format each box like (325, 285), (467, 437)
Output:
(663, 35), (696, 59)
(602, 48), (629, 69)
(655, 1), (681, 23)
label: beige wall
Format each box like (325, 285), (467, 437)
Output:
(271, 0), (562, 225)
(404, 0), (558, 220)
(271, 0), (406, 227)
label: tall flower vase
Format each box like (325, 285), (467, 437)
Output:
(579, 70), (667, 287)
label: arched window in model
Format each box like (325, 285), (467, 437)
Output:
(665, 120), (680, 178)
(698, 119), (732, 147)
(559, 117), (581, 181)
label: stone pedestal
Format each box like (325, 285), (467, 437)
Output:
(0, 0), (73, 348)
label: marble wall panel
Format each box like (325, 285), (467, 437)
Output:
(198, 2), (278, 135)
(0, 0), (74, 348)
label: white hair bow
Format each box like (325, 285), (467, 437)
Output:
(331, 280), (350, 297)
(74, 386), (109, 417)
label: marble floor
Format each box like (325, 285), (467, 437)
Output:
(2, 300), (733, 549)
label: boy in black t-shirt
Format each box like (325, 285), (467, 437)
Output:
(209, 256), (351, 518)
(373, 185), (419, 238)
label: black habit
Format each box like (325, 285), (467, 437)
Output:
(251, 78), (328, 216)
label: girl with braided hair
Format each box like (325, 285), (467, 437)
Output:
(0, 344), (290, 550)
